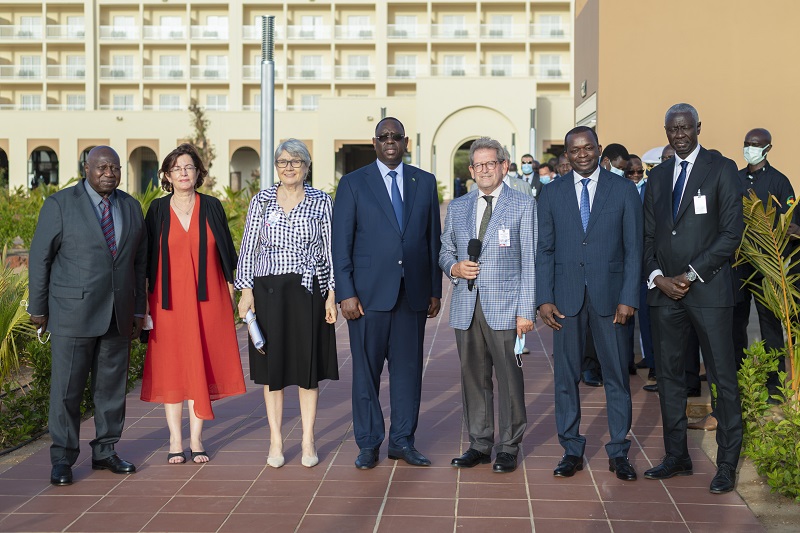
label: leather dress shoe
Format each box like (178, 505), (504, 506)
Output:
(635, 360), (649, 369)
(50, 464), (73, 486)
(355, 447), (379, 469)
(553, 454), (583, 477)
(644, 455), (693, 480)
(91, 454), (136, 474)
(451, 448), (491, 468)
(710, 463), (736, 494)
(647, 368), (656, 381)
(388, 445), (431, 466)
(687, 413), (717, 431)
(643, 383), (659, 392)
(582, 370), (603, 387)
(609, 457), (637, 481)
(686, 388), (701, 397)
(493, 452), (517, 473)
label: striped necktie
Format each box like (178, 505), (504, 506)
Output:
(100, 197), (117, 257)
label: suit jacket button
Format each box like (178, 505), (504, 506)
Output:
(579, 262), (584, 267)
(671, 230), (677, 236)
(582, 242), (587, 245)
(398, 260), (403, 265)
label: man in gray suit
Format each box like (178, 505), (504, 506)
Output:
(440, 137), (537, 474)
(537, 127), (643, 481)
(29, 146), (147, 486)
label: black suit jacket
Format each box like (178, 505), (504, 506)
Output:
(643, 147), (743, 308)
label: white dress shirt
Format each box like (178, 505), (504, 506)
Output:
(573, 166), (601, 209)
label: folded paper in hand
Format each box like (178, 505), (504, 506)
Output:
(245, 310), (265, 354)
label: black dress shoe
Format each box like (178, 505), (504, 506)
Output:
(647, 368), (656, 381)
(91, 454), (136, 474)
(355, 447), (380, 469)
(388, 445), (431, 466)
(451, 448), (491, 468)
(609, 457), (637, 481)
(699, 373), (707, 382)
(686, 388), (701, 397)
(635, 360), (649, 369)
(643, 383), (658, 392)
(553, 454), (583, 477)
(582, 370), (603, 387)
(50, 464), (73, 486)
(644, 455), (693, 480)
(493, 452), (517, 473)
(710, 463), (736, 494)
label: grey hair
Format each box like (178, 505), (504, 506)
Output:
(469, 137), (505, 165)
(665, 103), (699, 125)
(274, 138), (311, 166)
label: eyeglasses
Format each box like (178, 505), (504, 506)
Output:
(169, 165), (197, 174)
(95, 164), (122, 174)
(627, 169), (645, 175)
(471, 160), (502, 172)
(276, 159), (304, 168)
(376, 133), (405, 142)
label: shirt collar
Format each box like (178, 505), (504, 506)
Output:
(480, 182), (504, 200)
(376, 159), (403, 179)
(675, 144), (701, 168)
(573, 166), (601, 185)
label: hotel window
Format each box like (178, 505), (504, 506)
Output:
(443, 55), (465, 76)
(442, 15), (466, 37)
(19, 55), (41, 77)
(112, 16), (135, 38)
(112, 55), (134, 77)
(540, 54), (562, 78)
(66, 16), (84, 37)
(490, 55), (512, 76)
(206, 94), (227, 110)
(205, 55), (227, 78)
(19, 16), (41, 37)
(161, 16), (183, 38)
(395, 55), (417, 77)
(299, 16), (323, 38)
(300, 94), (319, 110)
(347, 15), (371, 38)
(66, 94), (85, 110)
(160, 55), (182, 77)
(540, 15), (564, 37)
(348, 55), (370, 78)
(113, 94), (134, 110)
(159, 94), (181, 110)
(66, 55), (85, 78)
(21, 94), (42, 110)
(489, 15), (512, 38)
(394, 15), (417, 37)
(300, 55), (322, 78)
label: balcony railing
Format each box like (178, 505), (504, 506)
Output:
(143, 26), (187, 40)
(286, 66), (332, 80)
(99, 26), (140, 40)
(286, 25), (332, 40)
(143, 104), (183, 111)
(46, 65), (86, 80)
(429, 64), (478, 77)
(204, 103), (228, 111)
(430, 24), (475, 39)
(479, 24), (527, 39)
(387, 64), (429, 79)
(47, 103), (86, 110)
(243, 25), (285, 40)
(335, 66), (374, 80)
(142, 66), (186, 80)
(287, 104), (319, 111)
(190, 25), (228, 40)
(530, 63), (570, 80)
(334, 25), (374, 40)
(0, 25), (43, 39)
(243, 65), (284, 80)
(387, 24), (427, 39)
(99, 65), (138, 79)
(0, 65), (43, 79)
(46, 25), (85, 39)
(99, 104), (140, 111)
(529, 23), (571, 40)
(191, 65), (229, 80)
(479, 64), (528, 77)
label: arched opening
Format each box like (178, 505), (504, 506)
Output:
(0, 148), (8, 189)
(78, 146), (96, 179)
(453, 139), (476, 198)
(28, 146), (59, 189)
(129, 146), (159, 193)
(229, 147), (260, 191)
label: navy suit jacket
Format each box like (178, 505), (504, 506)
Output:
(332, 161), (442, 312)
(536, 167), (643, 317)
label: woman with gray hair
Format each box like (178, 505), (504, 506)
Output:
(236, 139), (338, 468)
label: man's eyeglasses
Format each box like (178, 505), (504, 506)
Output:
(96, 164), (122, 174)
(376, 133), (405, 143)
(276, 159), (304, 168)
(169, 165), (197, 174)
(627, 169), (645, 175)
(471, 160), (502, 172)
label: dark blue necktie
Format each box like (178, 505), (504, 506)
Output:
(388, 170), (403, 227)
(672, 161), (689, 221)
(579, 178), (590, 232)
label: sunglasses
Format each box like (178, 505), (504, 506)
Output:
(376, 133), (405, 142)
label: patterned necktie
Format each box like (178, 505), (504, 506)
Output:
(388, 170), (403, 227)
(478, 195), (493, 242)
(100, 197), (117, 257)
(673, 160), (689, 221)
(580, 178), (590, 232)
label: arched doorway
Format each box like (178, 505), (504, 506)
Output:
(0, 148), (8, 189)
(28, 146), (59, 188)
(78, 146), (95, 179)
(129, 146), (159, 193)
(452, 139), (475, 198)
(229, 147), (260, 191)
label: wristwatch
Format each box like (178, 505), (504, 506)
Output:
(685, 270), (697, 282)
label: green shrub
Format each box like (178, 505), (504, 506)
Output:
(0, 249), (35, 380)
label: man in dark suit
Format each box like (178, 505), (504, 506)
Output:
(643, 103), (744, 494)
(537, 126), (642, 481)
(332, 117), (442, 469)
(28, 146), (147, 486)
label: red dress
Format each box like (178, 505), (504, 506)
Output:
(140, 196), (246, 420)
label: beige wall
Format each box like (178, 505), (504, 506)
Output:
(578, 0), (799, 184)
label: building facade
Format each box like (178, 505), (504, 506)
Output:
(0, 0), (574, 197)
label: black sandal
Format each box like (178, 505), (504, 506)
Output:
(191, 450), (209, 463)
(167, 452), (186, 464)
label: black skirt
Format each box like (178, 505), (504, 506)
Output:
(249, 274), (338, 390)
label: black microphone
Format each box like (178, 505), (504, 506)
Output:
(467, 238), (482, 291)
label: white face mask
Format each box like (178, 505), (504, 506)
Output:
(507, 171), (518, 179)
(743, 145), (770, 165)
(609, 166), (625, 177)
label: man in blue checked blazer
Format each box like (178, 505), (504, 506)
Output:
(440, 136), (537, 474)
(537, 126), (643, 482)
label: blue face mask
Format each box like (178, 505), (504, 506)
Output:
(539, 175), (552, 185)
(521, 163), (534, 175)
(609, 166), (625, 177)
(636, 178), (646, 190)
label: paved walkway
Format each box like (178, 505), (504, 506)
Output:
(0, 282), (763, 533)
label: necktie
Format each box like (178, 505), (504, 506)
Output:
(478, 195), (493, 241)
(673, 160), (689, 221)
(100, 197), (117, 257)
(580, 178), (590, 232)
(388, 170), (403, 227)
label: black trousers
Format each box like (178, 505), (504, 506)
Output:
(732, 292), (785, 391)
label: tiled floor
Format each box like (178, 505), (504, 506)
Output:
(0, 282), (763, 532)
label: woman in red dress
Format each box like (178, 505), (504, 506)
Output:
(140, 143), (245, 464)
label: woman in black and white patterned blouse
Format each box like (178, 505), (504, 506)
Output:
(236, 139), (338, 469)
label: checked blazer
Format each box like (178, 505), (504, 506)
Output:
(439, 184), (537, 331)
